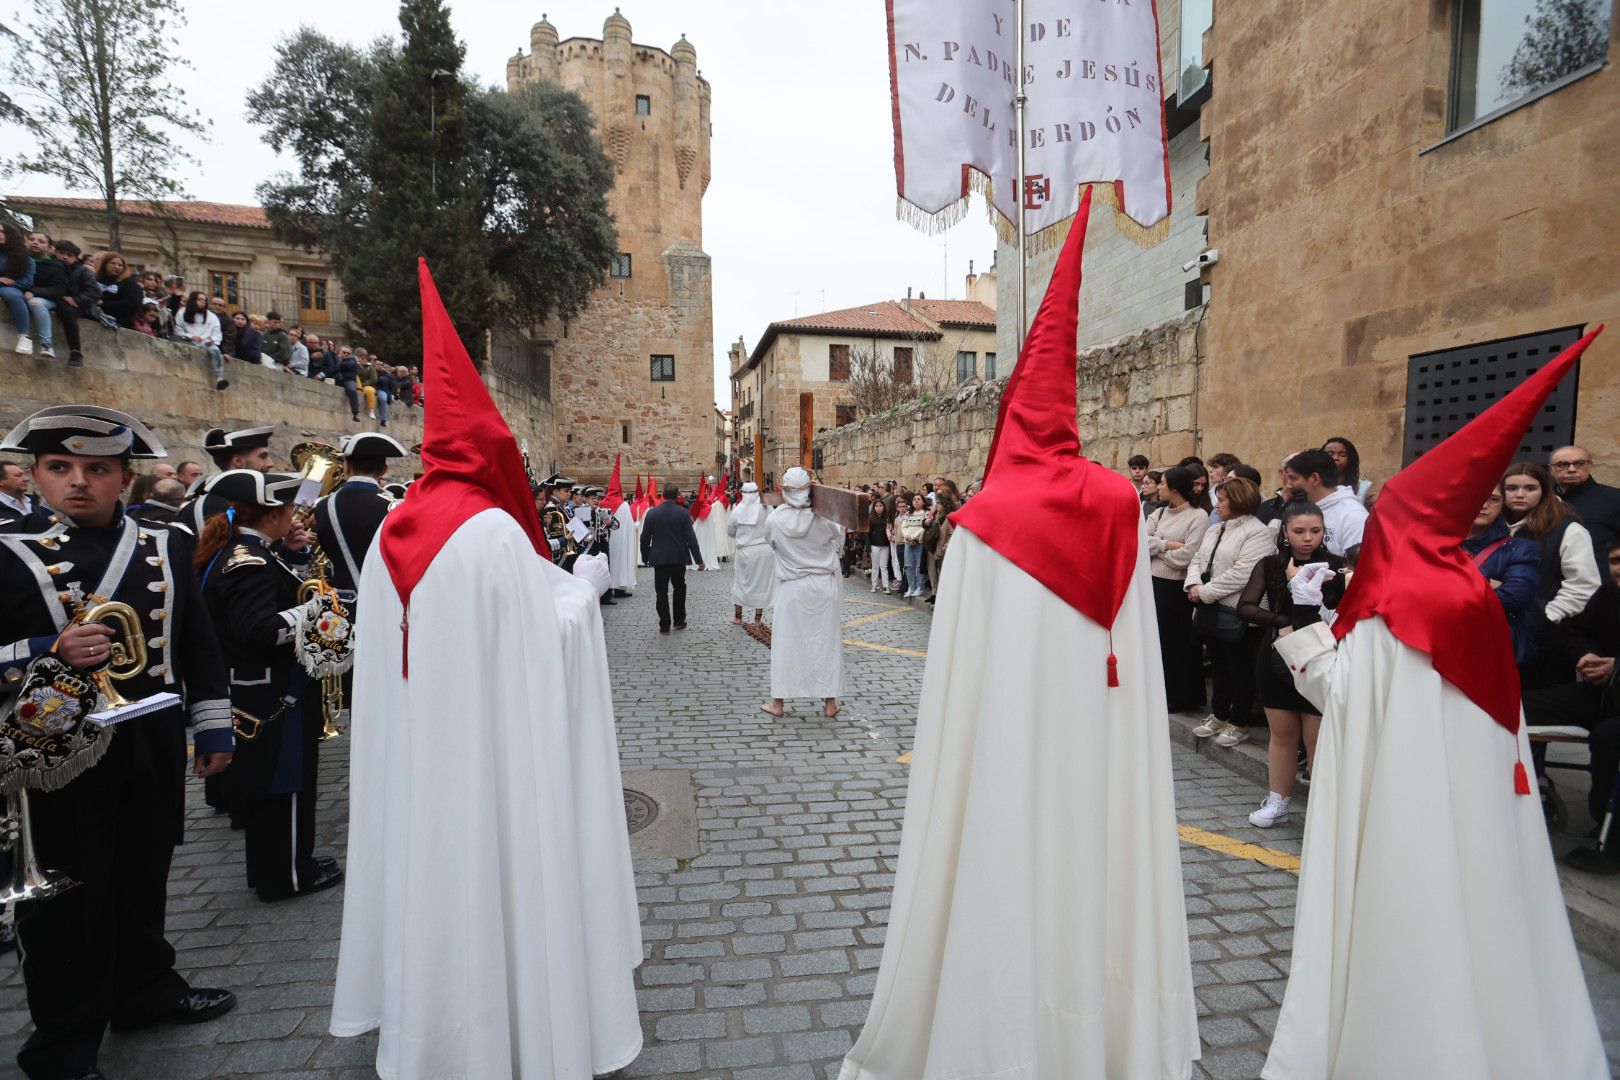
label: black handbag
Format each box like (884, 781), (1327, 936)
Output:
(1191, 525), (1246, 642)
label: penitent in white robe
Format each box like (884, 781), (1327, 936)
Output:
(766, 505), (844, 701)
(728, 515), (775, 610)
(607, 501), (636, 590)
(841, 528), (1198, 1080)
(331, 508), (643, 1080)
(692, 509), (719, 571)
(710, 501), (735, 563)
(1265, 619), (1606, 1080)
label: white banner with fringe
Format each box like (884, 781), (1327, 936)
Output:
(887, 0), (1171, 247)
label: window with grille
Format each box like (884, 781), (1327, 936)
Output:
(956, 350), (976, 384)
(836, 404), (857, 427)
(893, 346), (914, 383)
(650, 354), (675, 382)
(610, 253), (632, 278)
(984, 352), (997, 379)
(635, 94), (651, 116)
(297, 277), (328, 322)
(828, 343), (851, 381)
(209, 270), (240, 309)
(1403, 325), (1583, 466)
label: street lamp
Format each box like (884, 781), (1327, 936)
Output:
(430, 68), (452, 196)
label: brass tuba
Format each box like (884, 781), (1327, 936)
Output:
(289, 441), (344, 512)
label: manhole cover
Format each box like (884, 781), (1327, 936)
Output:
(623, 788), (659, 835)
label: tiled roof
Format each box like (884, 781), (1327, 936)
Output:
(907, 298), (996, 328)
(746, 302), (940, 368)
(7, 196), (273, 231)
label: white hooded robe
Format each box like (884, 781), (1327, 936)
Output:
(331, 508), (643, 1080)
(1264, 618), (1606, 1079)
(840, 527), (1199, 1080)
(607, 500), (636, 590)
(765, 500), (844, 700)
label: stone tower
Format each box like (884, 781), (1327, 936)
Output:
(508, 10), (715, 484)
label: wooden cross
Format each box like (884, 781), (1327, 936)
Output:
(760, 485), (870, 532)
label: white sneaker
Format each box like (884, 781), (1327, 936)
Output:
(14, 335), (32, 355)
(368, 410), (376, 419)
(1215, 725), (1251, 748)
(38, 342), (55, 358)
(1248, 792), (1291, 827)
(1192, 715), (1229, 739)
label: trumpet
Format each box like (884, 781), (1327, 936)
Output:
(82, 600), (147, 712)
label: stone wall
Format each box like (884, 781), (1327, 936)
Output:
(816, 310), (1203, 485)
(1195, 1), (1620, 486)
(0, 323), (553, 476)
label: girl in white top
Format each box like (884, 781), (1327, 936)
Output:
(175, 290), (228, 391)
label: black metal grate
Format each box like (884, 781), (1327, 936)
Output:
(1402, 325), (1583, 466)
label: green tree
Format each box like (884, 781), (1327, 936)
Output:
(467, 80), (617, 332)
(249, 2), (616, 364)
(1502, 0), (1610, 98)
(6, 0), (208, 248)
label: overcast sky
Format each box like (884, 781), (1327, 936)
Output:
(2, 1), (998, 406)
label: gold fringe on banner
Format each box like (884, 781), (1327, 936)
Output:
(1093, 182), (1173, 248)
(899, 179), (1169, 250)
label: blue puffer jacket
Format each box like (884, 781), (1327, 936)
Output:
(1462, 519), (1543, 664)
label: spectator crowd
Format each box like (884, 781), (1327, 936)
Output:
(1, 220), (420, 420)
(837, 437), (1620, 869)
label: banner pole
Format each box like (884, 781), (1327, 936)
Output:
(1013, 0), (1028, 358)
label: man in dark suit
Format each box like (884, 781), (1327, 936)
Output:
(640, 482), (705, 633)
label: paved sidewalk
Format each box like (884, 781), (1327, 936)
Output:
(1, 565), (1615, 1078)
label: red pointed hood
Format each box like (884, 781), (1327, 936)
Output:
(693, 475), (711, 520)
(380, 259), (550, 658)
(603, 454), (626, 513)
(649, 476), (661, 506)
(951, 189), (1139, 641)
(1334, 325), (1604, 743)
(631, 473), (645, 519)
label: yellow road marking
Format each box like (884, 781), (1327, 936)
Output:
(842, 608), (911, 630)
(843, 597), (903, 609)
(844, 639), (928, 658)
(1177, 824), (1301, 873)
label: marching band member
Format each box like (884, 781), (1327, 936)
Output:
(312, 433), (410, 603)
(194, 470), (342, 903)
(178, 426), (276, 536)
(0, 406), (237, 1078)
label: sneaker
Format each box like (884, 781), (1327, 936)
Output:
(1248, 792), (1291, 828)
(1192, 716), (1229, 739)
(38, 342), (55, 358)
(14, 335), (32, 355)
(368, 410), (376, 419)
(1215, 725), (1251, 748)
(215, 378), (229, 391)
(68, 351), (84, 367)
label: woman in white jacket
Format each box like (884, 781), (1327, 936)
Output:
(1186, 477), (1277, 747)
(175, 290), (228, 391)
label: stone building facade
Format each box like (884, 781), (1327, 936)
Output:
(9, 197), (348, 340)
(732, 298), (996, 486)
(815, 310), (1203, 487)
(507, 11), (715, 487)
(1193, 0), (1620, 485)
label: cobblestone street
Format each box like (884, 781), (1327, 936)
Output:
(2, 565), (1616, 1079)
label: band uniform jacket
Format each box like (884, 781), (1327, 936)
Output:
(0, 505), (234, 843)
(201, 532), (320, 802)
(543, 497), (577, 563)
(312, 477), (394, 596)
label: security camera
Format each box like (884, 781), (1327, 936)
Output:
(1181, 249), (1219, 274)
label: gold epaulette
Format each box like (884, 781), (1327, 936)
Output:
(223, 545), (267, 572)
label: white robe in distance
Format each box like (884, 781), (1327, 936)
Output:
(728, 514), (775, 610)
(1265, 618), (1606, 1080)
(692, 508), (719, 570)
(607, 501), (636, 590)
(766, 504), (844, 700)
(841, 528), (1199, 1080)
(710, 501), (735, 562)
(331, 509), (643, 1080)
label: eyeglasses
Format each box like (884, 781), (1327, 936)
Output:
(1550, 460), (1590, 470)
